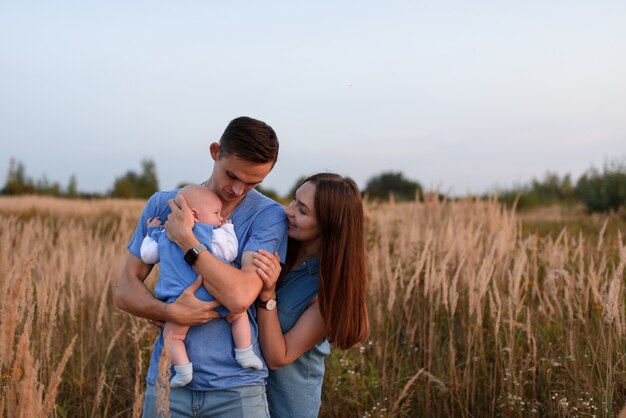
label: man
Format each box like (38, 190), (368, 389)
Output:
(114, 116), (287, 417)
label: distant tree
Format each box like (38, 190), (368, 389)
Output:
(111, 159), (160, 199)
(111, 174), (135, 198)
(364, 171), (422, 201)
(67, 174), (78, 198)
(36, 175), (48, 194)
(2, 158), (35, 195)
(496, 171), (576, 209)
(530, 172), (575, 203)
(35, 175), (60, 196)
(575, 158), (626, 212)
(136, 159), (159, 197)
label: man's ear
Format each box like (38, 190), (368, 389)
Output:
(209, 142), (220, 161)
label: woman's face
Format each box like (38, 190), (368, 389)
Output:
(284, 181), (321, 244)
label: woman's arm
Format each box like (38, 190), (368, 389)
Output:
(257, 300), (327, 369)
(165, 196), (264, 313)
(253, 249), (327, 369)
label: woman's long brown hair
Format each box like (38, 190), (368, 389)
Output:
(281, 173), (370, 349)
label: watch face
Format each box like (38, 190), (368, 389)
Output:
(184, 248), (198, 265)
(265, 299), (277, 310)
(185, 245), (207, 266)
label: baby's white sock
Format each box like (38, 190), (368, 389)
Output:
(235, 345), (263, 370)
(170, 362), (193, 388)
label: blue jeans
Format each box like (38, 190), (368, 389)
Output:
(142, 383), (269, 418)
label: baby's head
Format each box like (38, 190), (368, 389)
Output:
(177, 185), (224, 226)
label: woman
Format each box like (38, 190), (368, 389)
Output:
(253, 173), (370, 417)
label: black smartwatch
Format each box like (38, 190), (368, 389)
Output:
(184, 244), (208, 266)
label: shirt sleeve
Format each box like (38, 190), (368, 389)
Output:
(241, 205), (288, 263)
(210, 223), (239, 262)
(127, 190), (176, 259)
(140, 236), (160, 264)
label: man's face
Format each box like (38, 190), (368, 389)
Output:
(210, 149), (274, 204)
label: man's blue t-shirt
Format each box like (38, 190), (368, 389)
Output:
(127, 188), (288, 390)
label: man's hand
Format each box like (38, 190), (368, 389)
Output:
(167, 277), (222, 326)
(165, 195), (196, 249)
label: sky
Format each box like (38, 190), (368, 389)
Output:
(1, 1), (625, 197)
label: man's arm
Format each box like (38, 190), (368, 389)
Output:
(114, 252), (220, 325)
(165, 197), (264, 313)
(196, 251), (263, 313)
(114, 252), (165, 319)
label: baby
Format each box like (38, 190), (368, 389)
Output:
(140, 184), (263, 387)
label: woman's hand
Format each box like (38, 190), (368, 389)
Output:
(165, 195), (196, 249)
(253, 249), (282, 297)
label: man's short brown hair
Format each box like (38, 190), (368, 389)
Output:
(219, 116), (279, 165)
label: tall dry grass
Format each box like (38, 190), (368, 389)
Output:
(0, 196), (154, 417)
(1, 195), (624, 417)
(323, 195), (626, 417)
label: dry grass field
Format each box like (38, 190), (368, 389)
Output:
(1, 195), (625, 417)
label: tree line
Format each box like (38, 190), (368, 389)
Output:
(1, 158), (160, 199)
(2, 157), (625, 213)
(0, 157), (423, 203)
(492, 158), (626, 213)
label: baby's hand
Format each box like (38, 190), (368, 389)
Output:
(146, 216), (162, 227)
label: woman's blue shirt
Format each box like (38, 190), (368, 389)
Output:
(265, 257), (331, 418)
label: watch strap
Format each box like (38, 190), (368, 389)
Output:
(184, 244), (208, 266)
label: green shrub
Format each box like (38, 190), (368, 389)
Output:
(495, 172), (576, 210)
(575, 158), (626, 212)
(364, 171), (422, 201)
